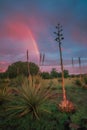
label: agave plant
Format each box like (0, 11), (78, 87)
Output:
(0, 87), (14, 118)
(6, 78), (58, 120)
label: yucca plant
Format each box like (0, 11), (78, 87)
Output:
(0, 87), (13, 105)
(0, 87), (14, 117)
(6, 78), (58, 120)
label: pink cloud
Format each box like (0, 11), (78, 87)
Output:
(0, 12), (51, 43)
(0, 68), (6, 72)
(0, 61), (9, 72)
(0, 21), (30, 40)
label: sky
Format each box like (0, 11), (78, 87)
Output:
(0, 0), (87, 73)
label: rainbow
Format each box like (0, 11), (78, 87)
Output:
(23, 25), (40, 61)
(28, 29), (39, 56)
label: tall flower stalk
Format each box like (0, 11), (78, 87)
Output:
(27, 50), (30, 78)
(54, 23), (66, 102)
(54, 23), (75, 112)
(78, 57), (82, 82)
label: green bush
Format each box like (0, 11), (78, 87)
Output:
(84, 77), (87, 85)
(75, 79), (82, 86)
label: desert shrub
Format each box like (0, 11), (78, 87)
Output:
(83, 77), (87, 85)
(75, 79), (82, 86)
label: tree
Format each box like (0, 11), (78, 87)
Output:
(64, 70), (69, 78)
(41, 72), (50, 79)
(50, 68), (58, 78)
(29, 62), (39, 76)
(58, 72), (62, 78)
(50, 69), (69, 78)
(6, 61), (39, 78)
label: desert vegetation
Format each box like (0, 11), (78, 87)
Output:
(0, 61), (87, 129)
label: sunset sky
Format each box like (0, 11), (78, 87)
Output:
(0, 0), (87, 73)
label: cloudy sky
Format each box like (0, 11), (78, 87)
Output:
(0, 0), (87, 73)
